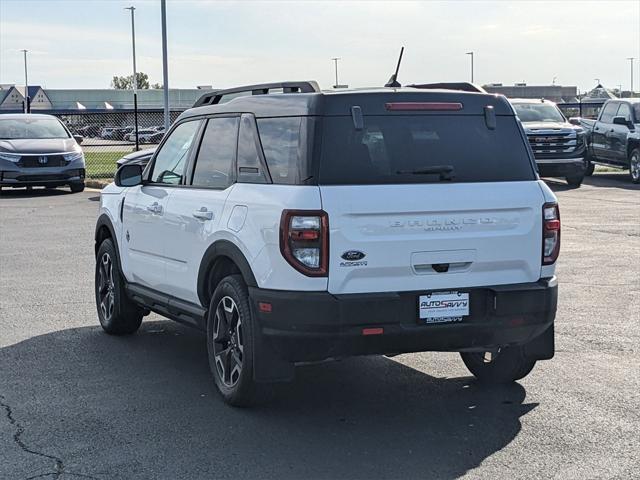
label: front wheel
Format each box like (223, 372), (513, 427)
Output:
(70, 182), (85, 193)
(566, 174), (584, 187)
(629, 148), (640, 184)
(584, 160), (596, 177)
(95, 239), (143, 335)
(460, 346), (536, 384)
(207, 274), (261, 407)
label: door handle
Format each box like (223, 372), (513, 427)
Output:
(146, 202), (163, 214)
(192, 207), (213, 221)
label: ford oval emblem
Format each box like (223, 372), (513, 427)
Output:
(341, 250), (366, 261)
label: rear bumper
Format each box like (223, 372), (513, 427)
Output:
(250, 277), (557, 363)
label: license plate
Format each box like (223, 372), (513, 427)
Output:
(418, 291), (469, 323)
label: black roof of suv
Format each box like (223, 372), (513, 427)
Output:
(183, 82), (515, 120)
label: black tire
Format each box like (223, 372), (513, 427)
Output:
(566, 174), (584, 187)
(70, 182), (85, 193)
(629, 148), (640, 184)
(584, 159), (595, 176)
(460, 346), (536, 384)
(95, 238), (143, 335)
(207, 274), (260, 407)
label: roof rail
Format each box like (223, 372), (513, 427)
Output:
(408, 82), (487, 94)
(193, 81), (320, 107)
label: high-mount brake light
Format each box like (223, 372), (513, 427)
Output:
(384, 102), (463, 111)
(280, 210), (329, 277)
(542, 203), (561, 265)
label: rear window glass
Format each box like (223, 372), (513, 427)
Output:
(318, 115), (535, 184)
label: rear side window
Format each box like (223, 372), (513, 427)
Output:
(256, 117), (306, 184)
(191, 117), (239, 189)
(599, 103), (619, 123)
(318, 115), (535, 185)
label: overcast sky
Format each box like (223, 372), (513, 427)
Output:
(1, 0), (639, 93)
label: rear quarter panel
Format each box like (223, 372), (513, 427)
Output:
(228, 184), (327, 291)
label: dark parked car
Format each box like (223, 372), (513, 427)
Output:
(115, 147), (155, 169)
(578, 99), (640, 183)
(511, 99), (587, 186)
(0, 114), (86, 192)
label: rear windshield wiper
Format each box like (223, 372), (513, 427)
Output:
(396, 165), (455, 180)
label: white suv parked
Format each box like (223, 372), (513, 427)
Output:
(95, 81), (560, 406)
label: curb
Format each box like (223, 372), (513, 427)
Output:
(85, 179), (111, 190)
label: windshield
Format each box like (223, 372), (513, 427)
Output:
(0, 118), (70, 139)
(318, 115), (535, 184)
(513, 103), (565, 123)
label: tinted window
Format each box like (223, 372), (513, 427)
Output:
(0, 117), (69, 139)
(192, 117), (239, 189)
(151, 120), (200, 184)
(237, 115), (269, 184)
(616, 103), (632, 122)
(319, 115), (535, 184)
(633, 104), (640, 122)
(256, 117), (305, 184)
(513, 103), (565, 123)
(599, 103), (619, 123)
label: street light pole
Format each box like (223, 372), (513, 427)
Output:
(331, 57), (341, 88)
(160, 0), (170, 131)
(627, 57), (635, 93)
(21, 49), (29, 113)
(465, 51), (474, 83)
(125, 6), (139, 151)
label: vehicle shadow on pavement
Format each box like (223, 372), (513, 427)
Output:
(583, 172), (640, 191)
(544, 172), (639, 192)
(0, 187), (73, 198)
(0, 321), (536, 480)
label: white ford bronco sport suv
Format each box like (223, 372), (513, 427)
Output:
(95, 81), (559, 406)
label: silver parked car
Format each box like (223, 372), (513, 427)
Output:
(0, 114), (86, 192)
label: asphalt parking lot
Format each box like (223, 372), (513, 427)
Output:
(0, 173), (638, 480)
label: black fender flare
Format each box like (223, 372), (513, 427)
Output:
(197, 240), (258, 307)
(95, 213), (123, 271)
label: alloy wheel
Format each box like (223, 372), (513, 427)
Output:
(98, 252), (115, 322)
(212, 296), (244, 388)
(631, 152), (640, 182)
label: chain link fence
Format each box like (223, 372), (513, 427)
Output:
(53, 109), (184, 179)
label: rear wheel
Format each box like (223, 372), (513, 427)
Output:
(95, 239), (143, 335)
(207, 274), (260, 407)
(629, 148), (640, 184)
(460, 346), (536, 384)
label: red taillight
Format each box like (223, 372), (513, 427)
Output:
(362, 327), (384, 336)
(280, 210), (329, 277)
(542, 203), (560, 265)
(384, 102), (463, 111)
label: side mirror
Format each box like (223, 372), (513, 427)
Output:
(73, 134), (84, 144)
(568, 117), (581, 126)
(115, 163), (143, 187)
(612, 116), (634, 129)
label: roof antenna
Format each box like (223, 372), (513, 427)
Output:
(385, 47), (405, 88)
